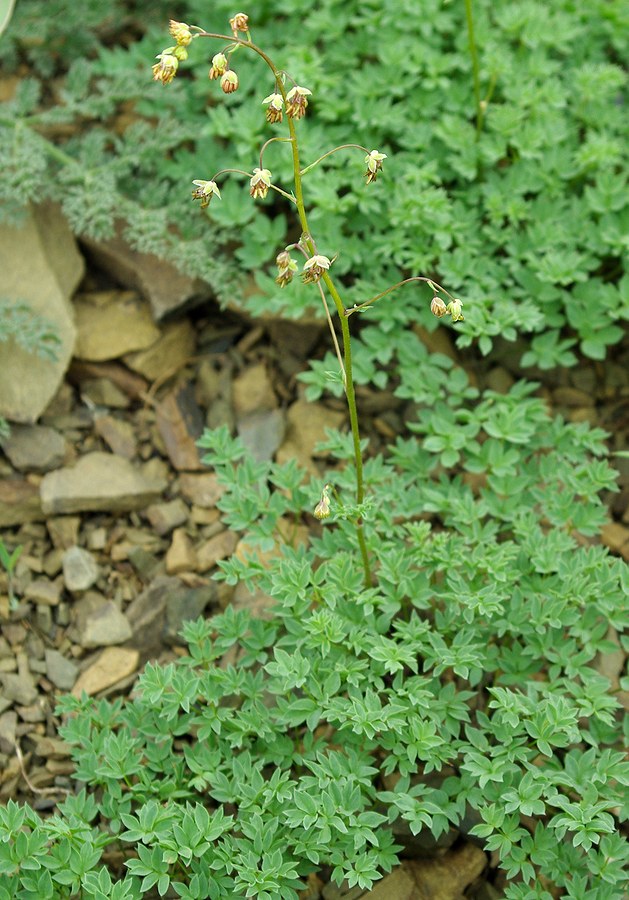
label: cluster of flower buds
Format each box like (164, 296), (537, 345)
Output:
(169, 19), (193, 46)
(364, 150), (387, 184)
(191, 179), (221, 209)
(275, 250), (298, 288)
(313, 484), (332, 520)
(263, 92), (284, 123)
(286, 86), (311, 120)
(153, 20), (194, 84)
(301, 254), (332, 285)
(249, 168), (272, 200)
(430, 295), (464, 322)
(230, 12), (249, 37)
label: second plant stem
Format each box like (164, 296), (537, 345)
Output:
(286, 115), (372, 587)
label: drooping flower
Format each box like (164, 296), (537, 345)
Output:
(447, 298), (464, 322)
(262, 92), (284, 124)
(301, 254), (331, 284)
(249, 168), (272, 200)
(152, 50), (179, 85)
(313, 484), (332, 520)
(220, 70), (239, 94)
(286, 85), (312, 120)
(275, 250), (298, 287)
(169, 20), (192, 46)
(364, 149), (387, 184)
(230, 12), (249, 35)
(209, 52), (228, 80)
(191, 179), (221, 209)
(430, 296), (447, 318)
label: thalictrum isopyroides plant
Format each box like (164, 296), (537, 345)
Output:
(152, 11), (464, 587)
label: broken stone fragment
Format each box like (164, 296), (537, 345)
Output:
(40, 452), (167, 514)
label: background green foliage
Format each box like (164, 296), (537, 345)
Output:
(2, 0), (628, 364)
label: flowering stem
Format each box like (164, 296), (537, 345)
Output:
(345, 276), (455, 318)
(315, 281), (346, 386)
(259, 136), (293, 170)
(197, 29), (372, 587)
(300, 143), (370, 177)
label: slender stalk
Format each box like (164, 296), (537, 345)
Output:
(197, 30), (372, 587)
(464, 0), (484, 137)
(346, 276), (456, 317)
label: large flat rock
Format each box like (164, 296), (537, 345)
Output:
(0, 203), (83, 424)
(40, 452), (167, 514)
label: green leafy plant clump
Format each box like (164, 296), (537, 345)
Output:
(1, 6), (628, 900)
(2, 0), (628, 365)
(3, 376), (628, 897)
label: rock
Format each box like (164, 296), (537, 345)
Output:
(73, 291), (160, 361)
(23, 578), (62, 606)
(0, 203), (82, 424)
(69, 360), (148, 400)
(1, 425), (66, 472)
(145, 499), (189, 536)
(163, 581), (218, 645)
(40, 452), (167, 514)
(72, 646), (139, 696)
(232, 363), (277, 416)
(124, 319), (196, 380)
(0, 711), (17, 755)
(0, 671), (37, 706)
(196, 530), (238, 572)
(277, 399), (344, 475)
(78, 601), (133, 648)
(179, 473), (224, 508)
(165, 528), (198, 574)
(45, 649), (78, 691)
(156, 384), (205, 471)
(80, 378), (130, 409)
(125, 575), (176, 658)
(237, 409), (285, 462)
(0, 478), (44, 527)
(94, 415), (137, 459)
(62, 546), (100, 592)
(600, 522), (629, 561)
(407, 843), (487, 899)
(265, 318), (323, 360)
(47, 516), (81, 549)
(81, 222), (209, 321)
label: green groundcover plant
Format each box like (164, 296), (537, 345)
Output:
(1, 0), (628, 366)
(2, 9), (629, 900)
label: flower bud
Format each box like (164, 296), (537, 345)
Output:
(249, 168), (272, 200)
(220, 70), (239, 94)
(191, 179), (221, 209)
(430, 296), (447, 318)
(172, 45), (188, 62)
(152, 51), (179, 85)
(447, 298), (464, 322)
(275, 250), (298, 288)
(230, 12), (249, 35)
(209, 53), (228, 79)
(313, 484), (331, 520)
(169, 20), (193, 46)
(286, 85), (312, 120)
(364, 149), (387, 184)
(301, 254), (332, 284)
(262, 92), (284, 123)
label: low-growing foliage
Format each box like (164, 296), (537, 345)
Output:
(1, 0), (627, 362)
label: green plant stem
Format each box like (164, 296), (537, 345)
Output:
(300, 143), (369, 177)
(197, 30), (372, 586)
(346, 276), (455, 318)
(464, 0), (484, 137)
